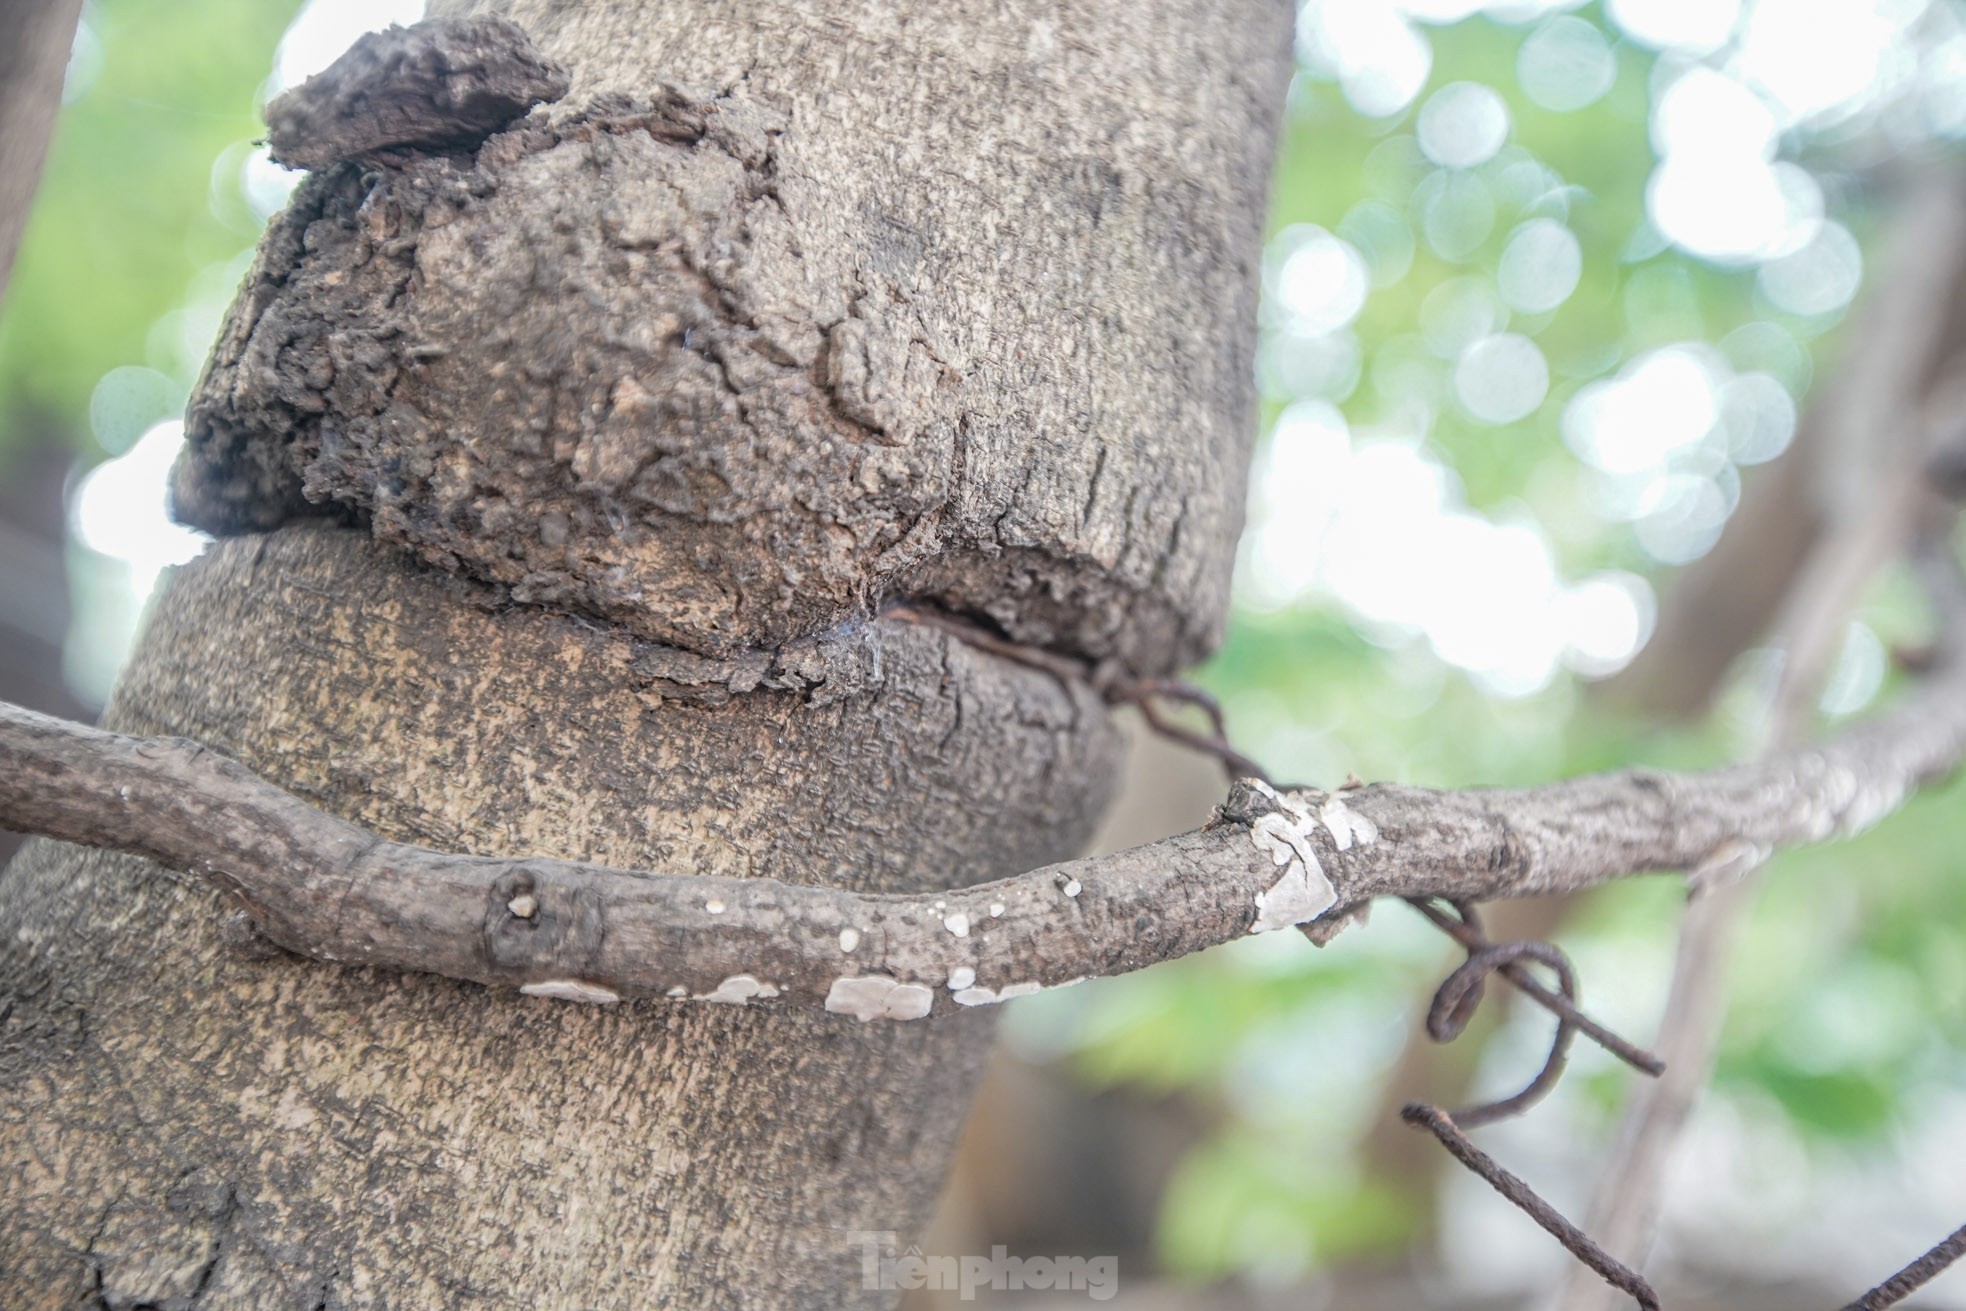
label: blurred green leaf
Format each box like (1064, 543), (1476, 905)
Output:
(0, 0), (300, 466)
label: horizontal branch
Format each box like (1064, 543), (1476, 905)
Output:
(4, 640), (1965, 1019)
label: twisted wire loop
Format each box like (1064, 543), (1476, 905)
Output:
(1401, 898), (1666, 1310)
(1425, 936), (1580, 1127)
(1843, 1222), (1966, 1310)
(1409, 899), (1667, 1081)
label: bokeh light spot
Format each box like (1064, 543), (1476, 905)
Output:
(1418, 82), (1512, 168)
(1455, 333), (1550, 424)
(1518, 16), (1619, 112)
(1497, 218), (1583, 314)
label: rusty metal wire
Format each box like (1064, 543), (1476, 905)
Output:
(1424, 936), (1580, 1127)
(1843, 1221), (1966, 1310)
(885, 603), (1089, 686)
(1101, 677), (1269, 783)
(890, 597), (1963, 1310)
(1400, 897), (1667, 1309)
(1409, 898), (1666, 1082)
(886, 601), (1270, 783)
(1402, 1103), (1661, 1311)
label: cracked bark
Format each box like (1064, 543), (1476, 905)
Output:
(0, 3), (1293, 1307)
(174, 3), (1283, 676)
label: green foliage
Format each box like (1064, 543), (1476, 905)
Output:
(0, 0), (300, 465)
(1033, 4), (1966, 1285)
(1158, 1133), (1413, 1279)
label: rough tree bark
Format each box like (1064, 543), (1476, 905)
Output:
(0, 4), (1293, 1307)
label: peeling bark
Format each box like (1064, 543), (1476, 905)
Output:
(1, 1), (1294, 1304)
(175, 0), (1290, 674)
(263, 17), (571, 171)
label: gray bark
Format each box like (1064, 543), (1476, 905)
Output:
(175, 3), (1288, 677)
(2, 526), (1120, 1308)
(0, 2), (1292, 1307)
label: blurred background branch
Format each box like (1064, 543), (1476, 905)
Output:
(1563, 167), (1966, 1311)
(0, 0), (83, 303)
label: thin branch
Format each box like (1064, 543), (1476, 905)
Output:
(4, 593), (1966, 1015)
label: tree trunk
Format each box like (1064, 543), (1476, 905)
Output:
(0, 2), (1291, 1306)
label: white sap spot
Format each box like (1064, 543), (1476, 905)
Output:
(947, 978), (1077, 1014)
(665, 985), (689, 999)
(951, 978), (1051, 1008)
(1248, 779), (1316, 824)
(1062, 879), (1082, 898)
(1251, 861), (1337, 933)
(705, 898), (726, 915)
(825, 975), (936, 1022)
(988, 902), (1006, 918)
(1248, 809), (1338, 933)
(520, 979), (621, 1005)
(839, 927), (861, 953)
(696, 974), (779, 1005)
(1251, 808), (1316, 871)
(1320, 795), (1379, 850)
(945, 912), (971, 938)
(948, 966), (977, 991)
